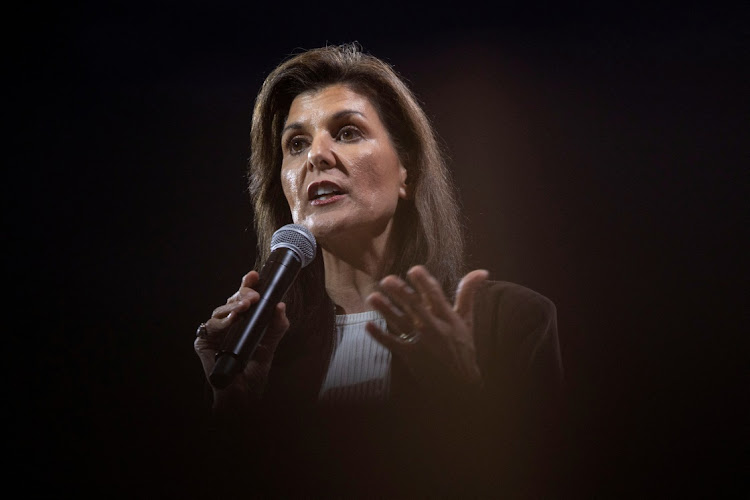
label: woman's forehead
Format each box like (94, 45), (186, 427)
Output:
(286, 84), (375, 123)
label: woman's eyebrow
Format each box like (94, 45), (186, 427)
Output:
(281, 109), (366, 136)
(330, 109), (366, 121)
(281, 121), (303, 136)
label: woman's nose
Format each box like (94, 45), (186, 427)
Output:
(307, 133), (336, 171)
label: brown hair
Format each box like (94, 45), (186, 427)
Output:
(248, 42), (465, 322)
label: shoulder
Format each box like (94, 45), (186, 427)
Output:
(472, 280), (563, 387)
(475, 280), (557, 329)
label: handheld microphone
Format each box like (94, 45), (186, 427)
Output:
(209, 224), (316, 389)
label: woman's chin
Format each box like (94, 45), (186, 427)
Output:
(305, 219), (350, 245)
(306, 217), (393, 250)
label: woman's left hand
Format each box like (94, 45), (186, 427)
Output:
(365, 265), (489, 392)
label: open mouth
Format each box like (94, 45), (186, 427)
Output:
(308, 181), (346, 202)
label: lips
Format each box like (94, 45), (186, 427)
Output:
(307, 180), (346, 202)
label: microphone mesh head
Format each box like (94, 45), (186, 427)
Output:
(270, 224), (317, 268)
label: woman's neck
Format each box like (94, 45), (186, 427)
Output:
(321, 230), (395, 315)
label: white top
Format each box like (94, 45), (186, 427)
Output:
(318, 310), (392, 403)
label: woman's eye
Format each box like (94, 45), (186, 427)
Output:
(287, 137), (308, 154)
(337, 126), (362, 142)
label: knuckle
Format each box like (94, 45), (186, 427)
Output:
(239, 288), (260, 300)
(380, 275), (400, 287)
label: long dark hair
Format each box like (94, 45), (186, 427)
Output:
(248, 42), (465, 324)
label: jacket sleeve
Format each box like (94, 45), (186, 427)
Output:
(473, 280), (565, 424)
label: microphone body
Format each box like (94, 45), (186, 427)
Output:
(209, 224), (316, 389)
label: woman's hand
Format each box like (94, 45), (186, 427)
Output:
(365, 265), (489, 393)
(194, 271), (290, 412)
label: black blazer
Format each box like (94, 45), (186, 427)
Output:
(207, 281), (565, 497)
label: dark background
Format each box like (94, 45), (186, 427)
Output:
(10, 2), (746, 497)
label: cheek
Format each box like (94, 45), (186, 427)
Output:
(280, 167), (300, 207)
(366, 153), (405, 197)
(358, 151), (394, 186)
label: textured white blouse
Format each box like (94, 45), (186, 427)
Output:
(318, 310), (392, 402)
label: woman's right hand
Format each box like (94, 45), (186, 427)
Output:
(194, 270), (290, 413)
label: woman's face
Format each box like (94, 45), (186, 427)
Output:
(280, 84), (408, 247)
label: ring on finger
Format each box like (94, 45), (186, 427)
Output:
(398, 330), (421, 344)
(196, 322), (209, 339)
(397, 316), (423, 344)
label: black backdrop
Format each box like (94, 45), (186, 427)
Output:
(10, 2), (746, 497)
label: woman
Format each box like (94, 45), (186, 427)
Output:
(194, 43), (563, 496)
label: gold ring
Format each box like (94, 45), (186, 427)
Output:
(398, 330), (421, 344)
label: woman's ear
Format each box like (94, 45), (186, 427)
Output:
(398, 163), (412, 200)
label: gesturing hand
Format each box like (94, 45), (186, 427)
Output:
(365, 265), (489, 392)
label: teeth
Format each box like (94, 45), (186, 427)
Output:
(315, 185), (338, 196)
(313, 184), (341, 199)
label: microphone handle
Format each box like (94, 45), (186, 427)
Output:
(209, 248), (302, 389)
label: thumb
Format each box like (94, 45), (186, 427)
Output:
(454, 269), (489, 321)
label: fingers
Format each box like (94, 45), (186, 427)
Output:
(376, 277), (436, 337)
(367, 266), (447, 349)
(365, 320), (418, 351)
(214, 270), (262, 322)
(197, 271), (263, 350)
(406, 266), (453, 319)
(454, 269), (489, 321)
(366, 290), (416, 336)
(227, 271), (260, 303)
(372, 266), (450, 333)
(367, 266), (489, 344)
